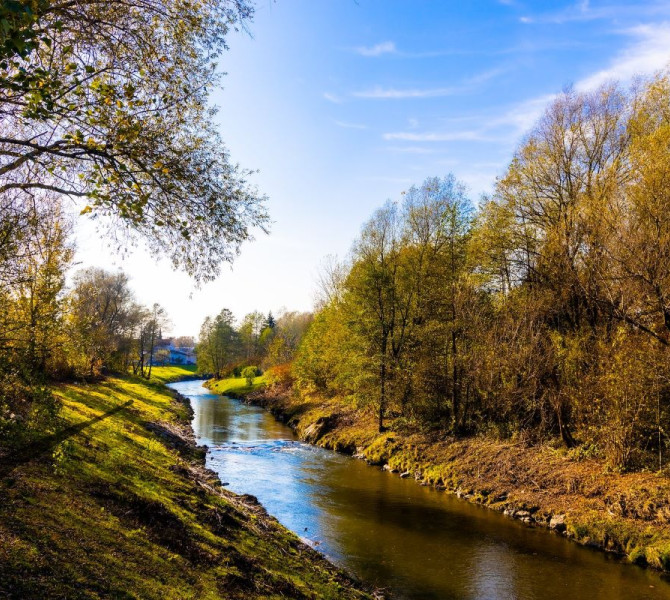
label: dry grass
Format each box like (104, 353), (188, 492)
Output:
(248, 383), (670, 572)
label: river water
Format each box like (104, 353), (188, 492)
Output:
(169, 380), (670, 600)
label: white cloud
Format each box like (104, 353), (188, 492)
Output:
(386, 146), (436, 154)
(383, 130), (494, 142)
(323, 92), (343, 104)
(488, 93), (556, 135)
(353, 85), (462, 99)
(355, 41), (397, 57)
(334, 120), (368, 130)
(353, 67), (506, 100)
(576, 23), (670, 91)
(381, 93), (554, 147)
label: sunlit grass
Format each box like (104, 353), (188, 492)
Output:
(135, 364), (199, 384)
(0, 375), (371, 599)
(206, 374), (268, 397)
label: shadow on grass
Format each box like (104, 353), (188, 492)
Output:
(0, 400), (133, 479)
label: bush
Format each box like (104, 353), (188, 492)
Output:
(241, 366), (258, 386)
(0, 371), (60, 448)
(265, 363), (293, 387)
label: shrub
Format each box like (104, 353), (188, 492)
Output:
(241, 366), (258, 386)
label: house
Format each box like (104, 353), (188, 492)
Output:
(151, 338), (196, 365)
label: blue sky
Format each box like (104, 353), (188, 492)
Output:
(75, 0), (670, 335)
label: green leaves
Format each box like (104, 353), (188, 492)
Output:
(1, 0), (267, 282)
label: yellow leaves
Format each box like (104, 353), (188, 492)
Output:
(79, 206), (93, 215)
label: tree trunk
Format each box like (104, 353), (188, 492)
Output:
(147, 324), (156, 380)
(379, 358), (386, 432)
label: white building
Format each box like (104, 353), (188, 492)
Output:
(151, 339), (196, 365)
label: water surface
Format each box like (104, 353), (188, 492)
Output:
(170, 380), (670, 600)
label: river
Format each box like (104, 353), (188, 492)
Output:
(169, 379), (670, 600)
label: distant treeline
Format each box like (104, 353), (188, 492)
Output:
(294, 72), (670, 472)
(196, 309), (312, 378)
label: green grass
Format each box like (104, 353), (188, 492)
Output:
(145, 364), (199, 384)
(0, 374), (371, 599)
(206, 374), (268, 397)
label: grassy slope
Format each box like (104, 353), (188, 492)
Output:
(145, 364), (199, 384)
(242, 382), (670, 573)
(0, 375), (372, 600)
(205, 374), (268, 398)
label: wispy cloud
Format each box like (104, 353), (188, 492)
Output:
(353, 68), (506, 100)
(386, 146), (436, 154)
(576, 22), (670, 90)
(334, 120), (368, 130)
(381, 22), (670, 148)
(355, 41), (397, 57)
(353, 85), (462, 99)
(323, 92), (343, 104)
(350, 41), (476, 59)
(381, 93), (553, 147)
(383, 130), (495, 142)
(487, 93), (557, 136)
(520, 0), (670, 25)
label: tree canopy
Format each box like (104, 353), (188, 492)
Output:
(1, 0), (268, 282)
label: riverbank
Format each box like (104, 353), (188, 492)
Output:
(0, 374), (375, 599)
(143, 364), (205, 384)
(221, 379), (670, 573)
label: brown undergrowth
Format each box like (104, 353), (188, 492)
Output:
(244, 381), (670, 573)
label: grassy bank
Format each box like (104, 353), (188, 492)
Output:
(0, 375), (374, 599)
(237, 380), (670, 573)
(205, 374), (268, 398)
(145, 364), (200, 384)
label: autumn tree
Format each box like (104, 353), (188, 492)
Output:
(197, 309), (239, 378)
(67, 268), (138, 376)
(0, 0), (268, 283)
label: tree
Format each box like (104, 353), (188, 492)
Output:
(347, 201), (404, 432)
(0, 195), (71, 443)
(1, 198), (73, 374)
(173, 336), (195, 348)
(265, 311), (313, 367)
(401, 175), (474, 428)
(263, 312), (276, 330)
(154, 348), (171, 366)
(197, 308), (239, 378)
(238, 311), (265, 360)
(1, 0), (268, 283)
(67, 268), (137, 376)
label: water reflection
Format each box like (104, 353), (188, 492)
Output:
(170, 380), (670, 600)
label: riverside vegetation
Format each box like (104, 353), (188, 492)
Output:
(203, 70), (670, 573)
(0, 367), (373, 599)
(4, 0), (670, 593)
(0, 1), (370, 597)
